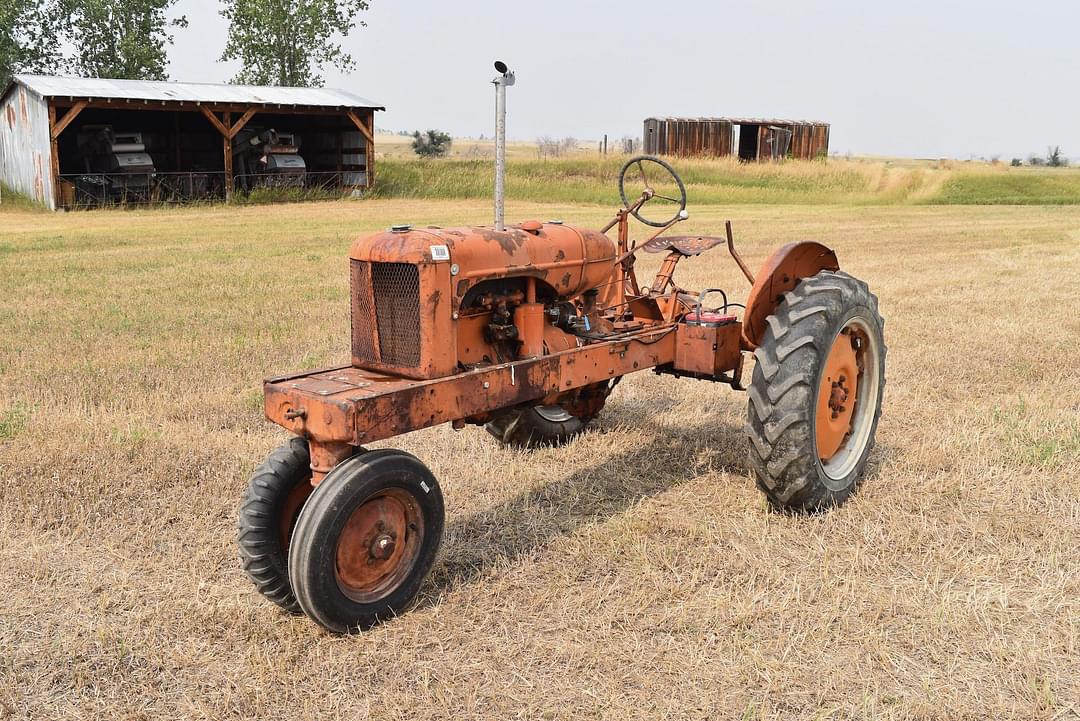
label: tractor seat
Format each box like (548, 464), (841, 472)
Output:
(641, 235), (726, 256)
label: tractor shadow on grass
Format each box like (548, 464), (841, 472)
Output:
(421, 402), (749, 601)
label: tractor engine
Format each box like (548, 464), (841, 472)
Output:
(348, 221), (617, 380)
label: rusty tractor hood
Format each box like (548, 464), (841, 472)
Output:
(350, 221), (618, 301)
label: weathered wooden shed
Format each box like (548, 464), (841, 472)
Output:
(0, 74), (383, 210)
(643, 117), (829, 161)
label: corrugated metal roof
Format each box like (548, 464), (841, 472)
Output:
(11, 74), (384, 109)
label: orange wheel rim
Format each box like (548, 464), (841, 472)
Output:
(816, 326), (863, 461)
(334, 489), (424, 603)
(278, 479), (314, 550)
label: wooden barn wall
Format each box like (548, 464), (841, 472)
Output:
(644, 118), (829, 160)
(643, 119), (732, 156)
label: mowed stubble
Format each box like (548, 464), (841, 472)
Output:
(0, 199), (1078, 720)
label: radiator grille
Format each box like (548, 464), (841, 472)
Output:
(350, 261), (377, 363)
(351, 260), (421, 367)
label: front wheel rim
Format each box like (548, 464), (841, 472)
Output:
(816, 316), (881, 482)
(334, 488), (424, 603)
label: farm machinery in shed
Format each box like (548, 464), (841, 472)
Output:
(233, 128), (308, 189)
(74, 126), (156, 202)
(238, 63), (886, 633)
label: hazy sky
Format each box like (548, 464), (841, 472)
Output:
(167, 0), (1079, 159)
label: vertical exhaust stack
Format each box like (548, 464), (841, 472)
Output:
(492, 61), (515, 231)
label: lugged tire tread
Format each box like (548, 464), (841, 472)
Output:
(744, 270), (887, 512)
(237, 437), (311, 612)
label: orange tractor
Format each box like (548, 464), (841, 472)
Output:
(238, 66), (884, 634)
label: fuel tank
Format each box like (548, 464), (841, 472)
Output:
(350, 220), (617, 305)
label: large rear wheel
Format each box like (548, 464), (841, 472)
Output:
(745, 270), (886, 511)
(485, 379), (618, 448)
(485, 405), (591, 448)
(288, 450), (445, 633)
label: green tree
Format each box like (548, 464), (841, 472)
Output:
(59, 0), (187, 80)
(219, 0), (370, 87)
(412, 129), (452, 158)
(0, 0), (60, 85)
(1047, 146), (1068, 168)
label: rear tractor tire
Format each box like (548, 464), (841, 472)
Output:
(485, 405), (591, 448)
(288, 449), (445, 633)
(746, 270), (886, 512)
(485, 379), (619, 448)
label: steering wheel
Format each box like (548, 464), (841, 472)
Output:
(617, 155), (687, 227)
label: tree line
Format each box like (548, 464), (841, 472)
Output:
(0, 0), (369, 88)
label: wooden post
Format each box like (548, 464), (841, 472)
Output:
(345, 109), (375, 190)
(227, 108), (257, 139)
(48, 103), (59, 209)
(50, 100), (87, 140)
(366, 110), (375, 190)
(223, 111), (233, 202)
(199, 106), (234, 201)
(174, 111), (182, 172)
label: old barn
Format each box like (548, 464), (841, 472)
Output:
(643, 117), (830, 161)
(0, 74), (383, 210)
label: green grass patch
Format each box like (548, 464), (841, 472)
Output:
(0, 403), (31, 440)
(0, 183), (45, 213)
(370, 157), (923, 206)
(930, 169), (1080, 205)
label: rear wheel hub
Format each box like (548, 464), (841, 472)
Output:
(816, 328), (861, 461)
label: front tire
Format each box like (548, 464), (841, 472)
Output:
(745, 270), (886, 511)
(288, 450), (445, 633)
(237, 437), (316, 612)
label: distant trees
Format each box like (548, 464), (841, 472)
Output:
(1, 0), (185, 83)
(1047, 146), (1068, 167)
(537, 136), (578, 159)
(1, 0), (60, 84)
(412, 130), (452, 158)
(59, 0), (187, 80)
(1017, 148), (1068, 167)
(219, 0), (369, 86)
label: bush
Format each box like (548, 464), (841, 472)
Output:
(537, 136), (578, 159)
(412, 130), (452, 158)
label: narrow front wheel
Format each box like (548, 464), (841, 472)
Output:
(288, 450), (445, 633)
(237, 437), (316, 612)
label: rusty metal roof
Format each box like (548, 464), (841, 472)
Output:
(645, 116), (827, 126)
(9, 74), (384, 110)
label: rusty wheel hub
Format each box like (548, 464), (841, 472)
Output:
(334, 489), (423, 603)
(816, 327), (862, 462)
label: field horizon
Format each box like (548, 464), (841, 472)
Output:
(6, 145), (1080, 215)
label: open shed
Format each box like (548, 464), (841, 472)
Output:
(0, 74), (383, 210)
(643, 117), (829, 161)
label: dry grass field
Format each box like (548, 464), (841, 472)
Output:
(1, 197), (1079, 720)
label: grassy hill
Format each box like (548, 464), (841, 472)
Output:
(372, 154), (1080, 206)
